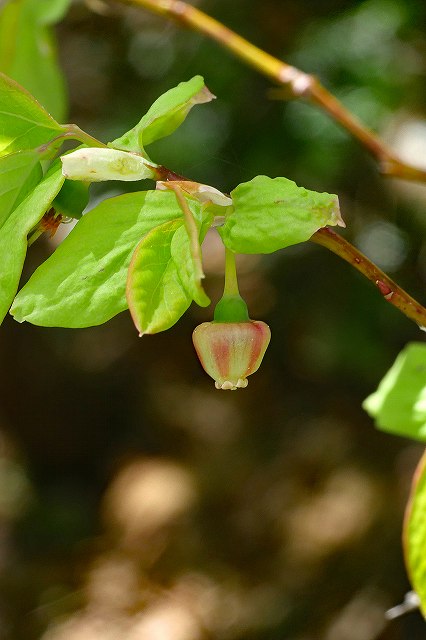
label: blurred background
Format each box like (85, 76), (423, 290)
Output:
(1, 0), (426, 637)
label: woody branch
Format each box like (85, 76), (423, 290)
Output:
(113, 0), (426, 183)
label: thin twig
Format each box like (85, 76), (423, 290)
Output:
(115, 0), (426, 183)
(312, 227), (426, 329)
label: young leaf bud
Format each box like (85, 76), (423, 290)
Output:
(192, 320), (271, 390)
(61, 148), (158, 182)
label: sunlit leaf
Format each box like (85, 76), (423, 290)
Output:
(127, 219), (192, 335)
(110, 76), (214, 155)
(0, 162), (64, 324)
(0, 0), (71, 121)
(220, 175), (343, 254)
(0, 72), (63, 157)
(363, 342), (426, 442)
(0, 149), (42, 229)
(11, 190), (200, 328)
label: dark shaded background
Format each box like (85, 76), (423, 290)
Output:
(1, 0), (426, 637)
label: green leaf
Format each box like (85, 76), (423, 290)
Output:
(110, 76), (214, 155)
(0, 0), (71, 121)
(0, 72), (63, 157)
(171, 219), (211, 307)
(52, 179), (89, 220)
(0, 149), (43, 229)
(220, 175), (343, 254)
(0, 162), (64, 324)
(363, 342), (426, 442)
(11, 190), (200, 328)
(404, 450), (426, 616)
(127, 219), (192, 335)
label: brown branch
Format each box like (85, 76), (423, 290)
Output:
(311, 227), (426, 330)
(114, 0), (426, 184)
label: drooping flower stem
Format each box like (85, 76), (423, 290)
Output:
(223, 246), (240, 297)
(214, 247), (249, 323)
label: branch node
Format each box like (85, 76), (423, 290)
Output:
(379, 157), (396, 175)
(278, 66), (313, 97)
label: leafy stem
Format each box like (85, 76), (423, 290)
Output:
(311, 227), (426, 330)
(214, 246), (249, 323)
(117, 0), (426, 184)
(27, 76), (426, 330)
(42, 125), (426, 329)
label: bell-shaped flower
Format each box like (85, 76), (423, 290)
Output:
(192, 320), (271, 390)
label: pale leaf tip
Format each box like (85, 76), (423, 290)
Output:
(195, 85), (216, 105)
(332, 195), (345, 228)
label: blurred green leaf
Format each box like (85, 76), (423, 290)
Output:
(363, 342), (426, 441)
(0, 149), (43, 229)
(110, 75), (214, 156)
(11, 190), (199, 328)
(0, 0), (71, 121)
(404, 450), (426, 616)
(0, 161), (64, 324)
(127, 219), (192, 335)
(220, 176), (342, 254)
(0, 72), (63, 157)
